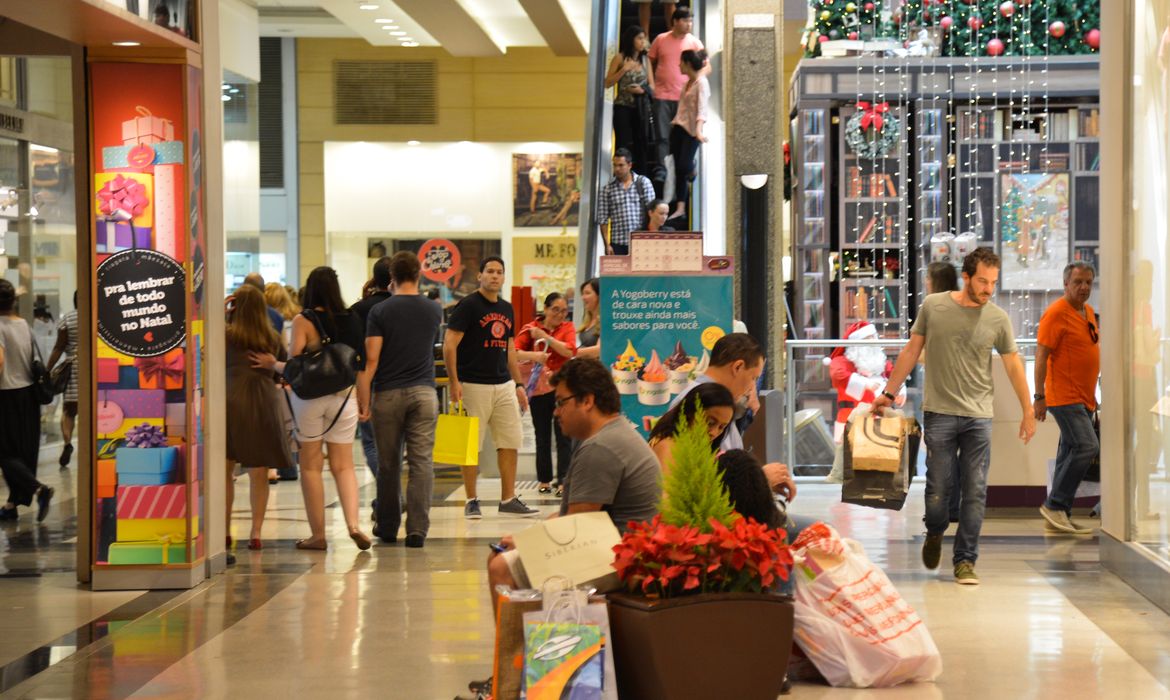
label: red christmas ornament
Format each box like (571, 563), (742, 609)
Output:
(1049, 20), (1066, 38)
(848, 31), (859, 40)
(818, 34), (829, 43)
(1000, 1), (1015, 17)
(940, 15), (954, 31)
(967, 15), (983, 30)
(864, 1), (874, 10)
(987, 38), (1005, 56)
(923, 10), (932, 21)
(1086, 28), (1101, 50)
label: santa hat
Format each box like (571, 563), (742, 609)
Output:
(824, 321), (878, 364)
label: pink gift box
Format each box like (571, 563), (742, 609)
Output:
(122, 106), (175, 147)
(116, 484), (187, 519)
(97, 358), (120, 384)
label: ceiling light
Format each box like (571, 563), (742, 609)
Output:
(229, 88), (240, 94)
(375, 18), (394, 23)
(402, 42), (419, 47)
(222, 84), (230, 90)
(222, 94), (231, 102)
(382, 25), (398, 30)
(113, 41), (140, 47)
(358, 3), (379, 9)
(389, 31), (406, 36)
(407, 140), (420, 146)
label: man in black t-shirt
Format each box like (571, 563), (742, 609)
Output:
(443, 257), (539, 519)
(349, 256), (393, 484)
(357, 252), (441, 547)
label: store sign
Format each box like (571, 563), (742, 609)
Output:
(418, 238), (462, 284)
(0, 111), (23, 134)
(96, 249), (187, 357)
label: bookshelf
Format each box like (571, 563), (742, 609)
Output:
(793, 107), (830, 344)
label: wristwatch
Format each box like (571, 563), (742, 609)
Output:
(881, 390), (896, 401)
(1033, 393), (1045, 401)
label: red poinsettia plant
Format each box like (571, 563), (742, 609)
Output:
(611, 403), (793, 599)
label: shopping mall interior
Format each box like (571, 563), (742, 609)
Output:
(0, 0), (1167, 698)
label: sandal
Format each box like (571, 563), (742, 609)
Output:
(295, 538), (328, 551)
(349, 529), (372, 551)
(538, 483), (552, 494)
(554, 485), (564, 498)
(248, 538), (263, 550)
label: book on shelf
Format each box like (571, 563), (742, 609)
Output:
(848, 166), (863, 198)
(858, 215), (878, 243)
(1079, 109), (1100, 138)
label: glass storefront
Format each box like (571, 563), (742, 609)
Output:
(1129, 0), (1170, 563)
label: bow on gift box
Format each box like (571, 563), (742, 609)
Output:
(97, 174), (150, 221)
(857, 101), (890, 132)
(125, 423), (167, 448)
(136, 353), (183, 387)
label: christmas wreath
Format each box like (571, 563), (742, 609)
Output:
(845, 101), (900, 160)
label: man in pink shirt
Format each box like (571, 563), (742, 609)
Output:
(648, 7), (704, 157)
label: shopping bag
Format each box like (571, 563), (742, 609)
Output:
(848, 414), (907, 472)
(512, 512), (622, 594)
(494, 590), (544, 700)
(525, 583), (618, 700)
(842, 410), (919, 511)
(791, 523), (942, 688)
(433, 401), (478, 466)
(522, 591), (605, 700)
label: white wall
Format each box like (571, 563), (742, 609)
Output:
(219, 0), (261, 83)
(324, 140), (583, 304)
(223, 140), (260, 235)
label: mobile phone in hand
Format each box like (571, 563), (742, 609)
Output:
(489, 542), (508, 554)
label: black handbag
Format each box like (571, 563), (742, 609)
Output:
(49, 358), (72, 395)
(282, 309), (357, 400)
(29, 339), (54, 405)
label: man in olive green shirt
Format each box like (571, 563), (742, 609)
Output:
(872, 248), (1036, 586)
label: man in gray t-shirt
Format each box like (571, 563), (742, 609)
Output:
(872, 248), (1035, 586)
(486, 359), (660, 611)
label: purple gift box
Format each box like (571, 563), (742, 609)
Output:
(106, 390), (166, 419)
(113, 223), (152, 251)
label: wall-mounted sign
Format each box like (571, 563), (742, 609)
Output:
(0, 112), (24, 134)
(96, 249), (186, 357)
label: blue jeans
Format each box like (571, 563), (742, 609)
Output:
(1045, 404), (1098, 513)
(923, 412), (992, 565)
(359, 420), (379, 480)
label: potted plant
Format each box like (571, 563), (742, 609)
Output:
(607, 406), (795, 700)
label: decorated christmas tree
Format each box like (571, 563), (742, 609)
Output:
(803, 0), (895, 58)
(898, 0), (1100, 57)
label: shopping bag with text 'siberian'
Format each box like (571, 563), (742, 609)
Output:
(433, 401), (479, 466)
(513, 512), (623, 593)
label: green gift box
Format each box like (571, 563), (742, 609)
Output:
(107, 541), (167, 565)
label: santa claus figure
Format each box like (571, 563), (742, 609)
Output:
(825, 321), (904, 482)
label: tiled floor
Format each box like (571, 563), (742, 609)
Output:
(2, 440), (1169, 699)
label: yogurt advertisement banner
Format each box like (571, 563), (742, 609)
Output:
(600, 267), (733, 436)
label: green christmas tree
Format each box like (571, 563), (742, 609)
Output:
(1000, 184), (1024, 244)
(803, 0), (895, 58)
(658, 403), (736, 532)
(899, 0), (1100, 57)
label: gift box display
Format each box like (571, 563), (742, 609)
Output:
(116, 517), (197, 543)
(99, 417), (164, 441)
(97, 359), (120, 385)
(115, 443), (179, 486)
(105, 390), (166, 419)
(102, 140), (185, 169)
(112, 223), (152, 251)
(153, 163), (183, 262)
(107, 540), (190, 565)
(97, 459), (117, 499)
(122, 106), (175, 146)
(116, 484), (187, 519)
(136, 350), (184, 390)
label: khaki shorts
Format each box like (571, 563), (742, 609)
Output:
(501, 548), (530, 588)
(462, 381), (523, 451)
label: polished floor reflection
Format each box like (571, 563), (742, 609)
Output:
(1, 442), (1169, 699)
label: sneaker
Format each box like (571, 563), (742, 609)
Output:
(405, 533), (425, 548)
(498, 496), (540, 517)
(0, 506), (16, 521)
(954, 561), (979, 585)
(1039, 505), (1092, 535)
(36, 487), (54, 523)
(58, 444), (73, 468)
(468, 676), (493, 693)
(921, 532), (944, 570)
(464, 499), (482, 520)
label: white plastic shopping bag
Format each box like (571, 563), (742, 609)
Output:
(791, 522), (942, 688)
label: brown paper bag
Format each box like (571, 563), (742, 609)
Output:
(849, 414), (906, 473)
(493, 593), (543, 700)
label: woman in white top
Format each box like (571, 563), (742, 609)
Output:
(668, 49), (710, 222)
(0, 279), (53, 521)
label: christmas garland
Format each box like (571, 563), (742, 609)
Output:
(845, 102), (900, 159)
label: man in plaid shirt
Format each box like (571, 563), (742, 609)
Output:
(597, 148), (656, 255)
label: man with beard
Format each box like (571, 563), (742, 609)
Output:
(872, 247), (1035, 586)
(825, 320), (904, 483)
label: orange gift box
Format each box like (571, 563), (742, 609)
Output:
(134, 349), (184, 390)
(98, 459), (117, 498)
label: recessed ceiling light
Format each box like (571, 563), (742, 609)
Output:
(222, 94), (231, 102)
(402, 42), (419, 47)
(382, 25), (398, 30)
(389, 31), (407, 36)
(358, 3), (379, 9)
(407, 140), (421, 146)
(113, 41), (140, 47)
(375, 18), (394, 23)
(222, 84), (230, 90)
(229, 88), (240, 94)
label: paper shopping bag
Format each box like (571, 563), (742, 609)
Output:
(512, 512), (622, 593)
(848, 414), (907, 472)
(843, 413), (919, 511)
(432, 402), (478, 466)
(493, 591), (543, 700)
(523, 620), (604, 700)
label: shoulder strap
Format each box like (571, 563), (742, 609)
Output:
(302, 309), (332, 345)
(283, 384), (353, 442)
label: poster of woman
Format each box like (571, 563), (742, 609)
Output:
(512, 153), (582, 227)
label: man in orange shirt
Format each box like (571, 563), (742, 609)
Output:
(1034, 262), (1100, 534)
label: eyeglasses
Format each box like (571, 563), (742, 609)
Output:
(554, 394), (579, 409)
(1088, 321), (1098, 344)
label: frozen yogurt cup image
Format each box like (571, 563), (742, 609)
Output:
(664, 340), (697, 394)
(637, 350), (671, 406)
(611, 339), (644, 395)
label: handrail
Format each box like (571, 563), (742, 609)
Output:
(783, 337), (1039, 474)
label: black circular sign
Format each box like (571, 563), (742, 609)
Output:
(97, 249), (187, 357)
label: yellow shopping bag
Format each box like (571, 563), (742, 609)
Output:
(433, 401), (479, 466)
